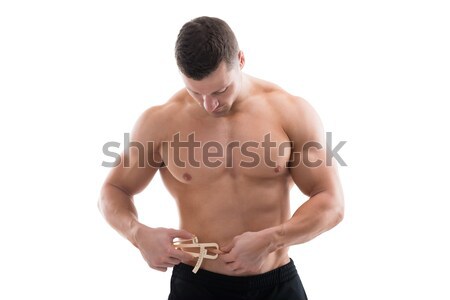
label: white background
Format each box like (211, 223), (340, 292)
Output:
(1, 0), (449, 299)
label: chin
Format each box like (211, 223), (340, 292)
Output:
(210, 105), (231, 117)
(209, 111), (227, 118)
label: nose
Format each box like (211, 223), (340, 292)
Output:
(202, 95), (220, 112)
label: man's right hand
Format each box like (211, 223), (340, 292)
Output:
(134, 224), (196, 272)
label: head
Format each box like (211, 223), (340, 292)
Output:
(175, 16), (245, 116)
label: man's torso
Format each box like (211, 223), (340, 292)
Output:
(154, 76), (296, 275)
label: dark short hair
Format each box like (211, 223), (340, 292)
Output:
(175, 16), (239, 80)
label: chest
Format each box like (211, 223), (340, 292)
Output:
(159, 112), (292, 183)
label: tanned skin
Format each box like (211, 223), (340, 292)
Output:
(98, 51), (344, 276)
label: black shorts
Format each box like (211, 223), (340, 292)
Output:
(168, 258), (308, 300)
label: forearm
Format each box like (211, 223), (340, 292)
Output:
(98, 183), (142, 247)
(264, 191), (344, 252)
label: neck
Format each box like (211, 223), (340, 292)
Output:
(235, 73), (252, 105)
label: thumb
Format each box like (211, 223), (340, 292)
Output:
(220, 242), (233, 253)
(169, 228), (195, 240)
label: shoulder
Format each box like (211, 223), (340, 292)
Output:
(247, 75), (306, 112)
(131, 89), (190, 142)
(280, 95), (325, 146)
(141, 89), (189, 118)
(251, 77), (324, 145)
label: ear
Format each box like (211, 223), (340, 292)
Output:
(238, 50), (245, 70)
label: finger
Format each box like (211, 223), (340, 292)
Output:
(155, 267), (168, 272)
(225, 261), (240, 273)
(232, 268), (245, 275)
(208, 248), (224, 255)
(148, 263), (167, 272)
(159, 261), (180, 268)
(169, 228), (195, 240)
(221, 243), (233, 253)
(170, 247), (196, 262)
(219, 252), (235, 263)
(165, 257), (182, 266)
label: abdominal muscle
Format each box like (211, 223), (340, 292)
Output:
(171, 178), (292, 276)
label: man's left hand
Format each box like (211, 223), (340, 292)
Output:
(218, 231), (272, 275)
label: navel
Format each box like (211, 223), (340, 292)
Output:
(274, 165), (281, 173)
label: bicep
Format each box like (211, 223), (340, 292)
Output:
(289, 145), (339, 198)
(285, 97), (341, 197)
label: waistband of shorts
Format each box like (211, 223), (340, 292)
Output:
(172, 258), (298, 290)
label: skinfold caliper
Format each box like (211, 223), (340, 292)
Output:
(173, 236), (220, 273)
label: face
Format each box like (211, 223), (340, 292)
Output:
(181, 52), (245, 117)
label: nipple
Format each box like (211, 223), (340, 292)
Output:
(182, 172), (192, 181)
(274, 165), (281, 173)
